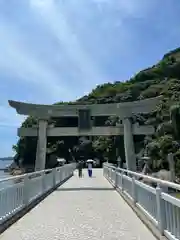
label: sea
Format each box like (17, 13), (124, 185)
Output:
(0, 159), (13, 188)
(0, 159), (18, 191)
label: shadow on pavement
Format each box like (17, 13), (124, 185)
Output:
(56, 187), (114, 191)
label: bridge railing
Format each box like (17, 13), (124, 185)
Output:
(103, 163), (180, 240)
(0, 163), (76, 225)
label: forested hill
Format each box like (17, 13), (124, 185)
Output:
(13, 47), (180, 175)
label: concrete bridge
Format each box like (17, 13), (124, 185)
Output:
(0, 163), (179, 240)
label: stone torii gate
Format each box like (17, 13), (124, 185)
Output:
(9, 96), (161, 172)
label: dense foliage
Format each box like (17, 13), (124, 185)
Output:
(13, 47), (180, 175)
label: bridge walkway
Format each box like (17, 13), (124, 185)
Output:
(0, 169), (156, 240)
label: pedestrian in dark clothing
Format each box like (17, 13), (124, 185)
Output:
(77, 161), (83, 178)
(87, 159), (93, 177)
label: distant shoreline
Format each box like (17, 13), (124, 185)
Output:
(0, 158), (13, 161)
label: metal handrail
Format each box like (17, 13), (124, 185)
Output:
(103, 163), (180, 191)
(0, 165), (69, 183)
(103, 163), (180, 240)
(0, 163), (76, 224)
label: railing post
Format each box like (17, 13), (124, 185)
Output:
(23, 175), (30, 206)
(59, 168), (62, 182)
(56, 169), (59, 184)
(53, 168), (57, 187)
(62, 167), (65, 181)
(115, 169), (118, 188)
(132, 177), (137, 204)
(156, 186), (165, 235)
(63, 166), (66, 179)
(42, 172), (46, 194)
(112, 169), (114, 183)
(120, 172), (123, 192)
(167, 153), (175, 182)
(63, 166), (65, 179)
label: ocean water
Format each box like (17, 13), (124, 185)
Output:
(0, 160), (12, 180)
(0, 171), (10, 179)
(0, 160), (14, 189)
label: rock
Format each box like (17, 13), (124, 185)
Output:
(140, 169), (172, 188)
(11, 168), (25, 176)
(5, 161), (18, 171)
(151, 169), (171, 181)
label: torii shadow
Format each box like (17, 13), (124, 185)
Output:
(56, 187), (115, 191)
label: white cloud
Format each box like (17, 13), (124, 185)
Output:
(30, 0), (52, 7)
(92, 0), (155, 17)
(0, 105), (25, 128)
(0, 17), (74, 128)
(0, 0), (107, 129)
(30, 0), (106, 87)
(0, 20), (73, 103)
(116, 0), (146, 16)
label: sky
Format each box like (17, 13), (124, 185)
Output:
(0, 0), (180, 157)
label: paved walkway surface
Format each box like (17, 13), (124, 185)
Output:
(0, 169), (156, 240)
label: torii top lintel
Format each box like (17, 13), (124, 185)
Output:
(8, 96), (162, 118)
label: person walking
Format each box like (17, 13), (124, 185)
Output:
(77, 160), (83, 178)
(87, 159), (93, 177)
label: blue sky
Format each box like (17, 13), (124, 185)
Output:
(0, 0), (180, 157)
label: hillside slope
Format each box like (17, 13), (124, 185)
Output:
(13, 47), (180, 175)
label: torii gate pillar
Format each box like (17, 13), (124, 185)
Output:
(123, 117), (136, 171)
(35, 119), (48, 171)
